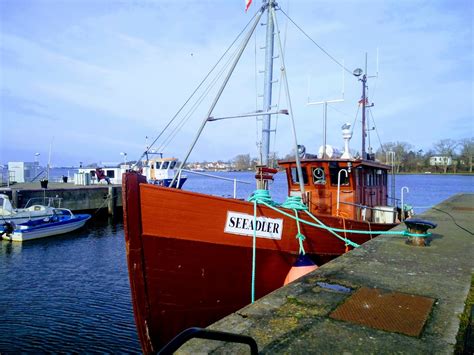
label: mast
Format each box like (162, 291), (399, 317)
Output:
(361, 73), (367, 159)
(261, 0), (275, 166)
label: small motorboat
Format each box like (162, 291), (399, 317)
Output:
(0, 208), (91, 242)
(0, 194), (59, 224)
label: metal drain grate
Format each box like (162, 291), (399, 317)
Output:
(330, 287), (435, 337)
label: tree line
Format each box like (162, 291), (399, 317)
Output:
(231, 137), (473, 173)
(375, 138), (473, 173)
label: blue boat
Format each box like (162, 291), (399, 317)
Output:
(1, 209), (91, 242)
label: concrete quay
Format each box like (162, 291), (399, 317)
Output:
(179, 193), (474, 354)
(0, 182), (122, 215)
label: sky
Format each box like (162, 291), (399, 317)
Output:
(1, 0), (472, 167)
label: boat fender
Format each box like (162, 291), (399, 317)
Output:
(284, 254), (318, 286)
(0, 222), (15, 237)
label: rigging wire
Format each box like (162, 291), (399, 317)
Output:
(157, 35), (244, 152)
(278, 7), (353, 76)
(351, 104), (360, 138)
(272, 1), (290, 165)
(254, 23), (261, 160)
(135, 10), (260, 164)
(327, 103), (353, 119)
(368, 108), (385, 152)
(271, 4), (306, 194)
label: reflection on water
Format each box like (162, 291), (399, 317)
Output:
(0, 216), (140, 353)
(1, 240), (23, 255)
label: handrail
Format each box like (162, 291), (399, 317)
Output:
(157, 327), (258, 355)
(30, 170), (46, 182)
(339, 201), (396, 213)
(182, 169), (251, 198)
(24, 197), (63, 209)
(182, 169), (251, 184)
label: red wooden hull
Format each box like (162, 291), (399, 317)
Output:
(122, 172), (396, 352)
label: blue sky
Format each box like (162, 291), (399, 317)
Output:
(1, 0), (472, 166)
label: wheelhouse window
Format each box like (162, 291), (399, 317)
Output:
(291, 167), (308, 185)
(375, 169), (387, 186)
(162, 161), (169, 169)
(169, 161), (176, 169)
(329, 162), (350, 186)
(106, 170), (115, 178)
(312, 167), (326, 185)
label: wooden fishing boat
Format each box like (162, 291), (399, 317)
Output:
(122, 1), (403, 352)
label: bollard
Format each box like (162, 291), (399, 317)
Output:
(404, 219), (437, 247)
(108, 186), (116, 216)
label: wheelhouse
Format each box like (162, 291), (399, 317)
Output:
(147, 158), (179, 180)
(279, 158), (393, 223)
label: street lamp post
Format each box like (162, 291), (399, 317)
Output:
(120, 152), (127, 166)
(34, 153), (40, 180)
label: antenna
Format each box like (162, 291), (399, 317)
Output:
(354, 51), (378, 159)
(47, 136), (54, 181)
(307, 62), (345, 158)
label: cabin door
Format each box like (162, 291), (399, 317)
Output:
(309, 190), (332, 215)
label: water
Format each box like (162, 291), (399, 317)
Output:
(0, 218), (140, 353)
(0, 173), (472, 353)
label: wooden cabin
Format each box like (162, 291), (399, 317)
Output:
(278, 158), (394, 223)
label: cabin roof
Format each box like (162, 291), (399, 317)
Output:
(278, 158), (391, 170)
(149, 158), (178, 162)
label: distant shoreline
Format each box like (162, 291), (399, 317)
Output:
(394, 172), (474, 176)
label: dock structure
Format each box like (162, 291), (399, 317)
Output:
(0, 182), (122, 216)
(178, 193), (474, 354)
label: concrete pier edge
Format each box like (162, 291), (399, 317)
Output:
(0, 182), (122, 216)
(178, 193), (474, 354)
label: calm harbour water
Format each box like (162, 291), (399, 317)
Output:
(0, 172), (473, 353)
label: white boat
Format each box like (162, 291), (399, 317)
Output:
(142, 157), (187, 188)
(0, 209), (91, 242)
(0, 194), (59, 224)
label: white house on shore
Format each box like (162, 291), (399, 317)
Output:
(429, 156), (452, 166)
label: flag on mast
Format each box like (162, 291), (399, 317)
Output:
(245, 0), (252, 12)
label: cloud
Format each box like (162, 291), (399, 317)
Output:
(0, 0), (472, 165)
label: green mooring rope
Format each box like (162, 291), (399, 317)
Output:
(282, 196), (309, 255)
(280, 196), (308, 210)
(247, 190), (431, 302)
(251, 199), (257, 303)
(248, 189), (279, 206)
